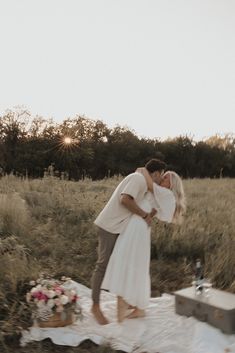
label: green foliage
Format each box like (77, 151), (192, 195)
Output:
(1, 108), (235, 179)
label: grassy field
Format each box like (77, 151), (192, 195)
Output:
(0, 175), (235, 352)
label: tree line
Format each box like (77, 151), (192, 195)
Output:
(0, 108), (235, 180)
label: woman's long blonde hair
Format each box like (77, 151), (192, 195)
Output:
(164, 171), (186, 224)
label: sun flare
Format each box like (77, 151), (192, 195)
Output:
(64, 137), (72, 144)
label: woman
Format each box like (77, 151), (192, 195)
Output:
(146, 169), (186, 225)
(101, 169), (186, 323)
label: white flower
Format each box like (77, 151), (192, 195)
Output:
(31, 287), (38, 294)
(47, 299), (55, 309)
(29, 280), (36, 286)
(42, 289), (49, 296)
(64, 290), (72, 299)
(55, 289), (62, 296)
(64, 289), (75, 300)
(47, 290), (56, 298)
(54, 298), (61, 306)
(60, 295), (69, 305)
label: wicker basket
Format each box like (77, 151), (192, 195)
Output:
(37, 311), (74, 328)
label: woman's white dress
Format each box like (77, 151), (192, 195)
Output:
(101, 184), (176, 309)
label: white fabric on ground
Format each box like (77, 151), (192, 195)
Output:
(20, 280), (235, 353)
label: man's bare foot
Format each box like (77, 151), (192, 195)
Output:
(126, 308), (145, 319)
(91, 304), (109, 325)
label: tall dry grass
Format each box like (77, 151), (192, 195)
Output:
(0, 175), (234, 351)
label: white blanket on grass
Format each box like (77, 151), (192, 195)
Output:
(20, 280), (235, 353)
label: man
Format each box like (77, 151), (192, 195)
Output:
(91, 158), (166, 325)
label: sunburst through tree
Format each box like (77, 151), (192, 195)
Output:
(56, 136), (79, 154)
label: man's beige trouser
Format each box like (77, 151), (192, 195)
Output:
(91, 227), (119, 304)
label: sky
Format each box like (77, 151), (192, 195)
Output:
(0, 0), (234, 141)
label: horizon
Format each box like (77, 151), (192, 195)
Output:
(1, 104), (235, 143)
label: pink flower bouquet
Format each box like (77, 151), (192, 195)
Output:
(26, 276), (82, 325)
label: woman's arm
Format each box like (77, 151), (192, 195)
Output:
(136, 167), (153, 192)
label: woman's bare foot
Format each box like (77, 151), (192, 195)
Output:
(128, 304), (136, 309)
(126, 308), (145, 319)
(91, 304), (109, 325)
(117, 296), (129, 323)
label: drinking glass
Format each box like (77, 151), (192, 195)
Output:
(203, 279), (212, 297)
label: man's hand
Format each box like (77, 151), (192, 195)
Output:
(143, 208), (157, 226)
(143, 213), (152, 226)
(149, 208), (157, 218)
